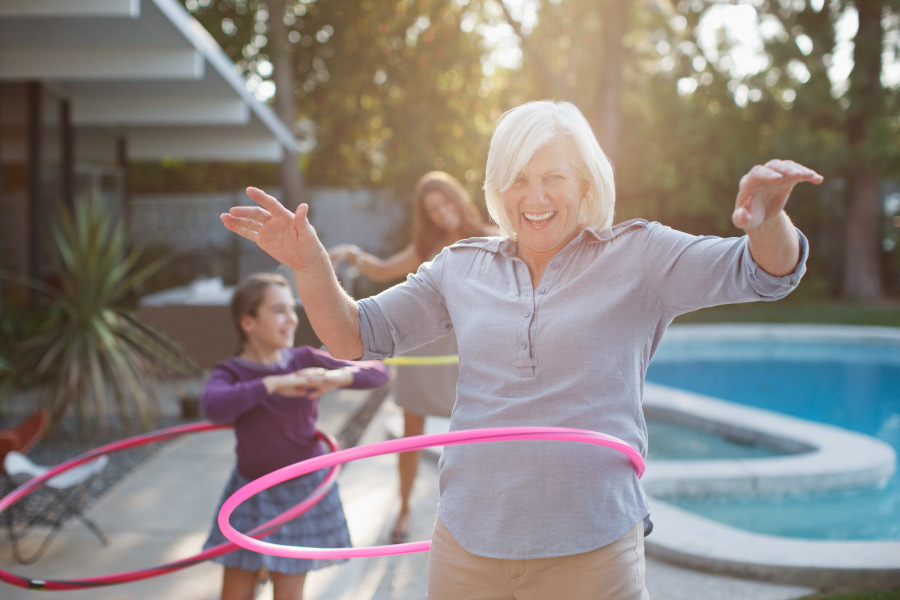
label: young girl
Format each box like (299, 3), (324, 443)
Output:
(201, 272), (389, 600)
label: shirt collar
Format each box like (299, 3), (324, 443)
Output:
(457, 219), (648, 257)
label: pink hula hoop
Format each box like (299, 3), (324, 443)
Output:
(0, 422), (340, 591)
(219, 426), (645, 560)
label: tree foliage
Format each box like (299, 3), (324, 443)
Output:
(180, 0), (899, 298)
(505, 0), (898, 297)
(737, 0), (899, 298)
(5, 197), (199, 434)
(503, 1), (767, 235)
(184, 0), (503, 200)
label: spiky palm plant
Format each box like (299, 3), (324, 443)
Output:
(10, 196), (199, 434)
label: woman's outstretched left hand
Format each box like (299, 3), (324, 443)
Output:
(732, 159), (823, 232)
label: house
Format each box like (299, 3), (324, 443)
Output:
(0, 0), (299, 307)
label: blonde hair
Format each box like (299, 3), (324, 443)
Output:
(483, 101), (616, 239)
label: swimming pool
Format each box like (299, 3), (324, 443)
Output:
(646, 418), (792, 460)
(645, 324), (900, 541)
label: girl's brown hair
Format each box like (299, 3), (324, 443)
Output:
(230, 272), (292, 350)
(411, 171), (490, 261)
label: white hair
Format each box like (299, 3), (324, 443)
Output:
(483, 100), (616, 239)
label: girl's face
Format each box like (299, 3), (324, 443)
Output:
(241, 284), (298, 351)
(423, 190), (462, 233)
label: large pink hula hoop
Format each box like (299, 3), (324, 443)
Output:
(220, 426), (645, 560)
(0, 422), (340, 591)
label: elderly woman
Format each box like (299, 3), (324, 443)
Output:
(221, 100), (822, 599)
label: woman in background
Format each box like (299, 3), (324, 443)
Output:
(328, 171), (496, 543)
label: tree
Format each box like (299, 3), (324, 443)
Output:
(502, 0), (899, 298)
(268, 0), (308, 209)
(842, 0), (893, 299)
(497, 0), (763, 235)
(495, 0), (632, 163)
(181, 1), (307, 206)
(702, 0), (899, 299)
(183, 0), (502, 205)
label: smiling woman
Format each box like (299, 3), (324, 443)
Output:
(219, 99), (822, 600)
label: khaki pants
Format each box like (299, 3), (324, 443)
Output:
(427, 517), (649, 600)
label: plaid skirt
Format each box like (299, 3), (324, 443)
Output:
(203, 465), (351, 575)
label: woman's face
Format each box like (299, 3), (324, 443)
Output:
(501, 139), (586, 259)
(423, 190), (462, 233)
(241, 285), (298, 351)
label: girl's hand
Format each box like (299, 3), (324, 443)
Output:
(294, 367), (353, 399)
(221, 187), (327, 271)
(262, 372), (313, 397)
(263, 368), (353, 399)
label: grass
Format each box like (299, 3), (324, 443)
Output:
(673, 296), (900, 328)
(798, 592), (900, 600)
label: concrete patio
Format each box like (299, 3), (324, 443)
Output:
(0, 384), (824, 599)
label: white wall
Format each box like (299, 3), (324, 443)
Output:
(130, 187), (407, 281)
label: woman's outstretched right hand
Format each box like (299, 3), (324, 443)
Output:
(221, 187), (326, 271)
(224, 187), (365, 359)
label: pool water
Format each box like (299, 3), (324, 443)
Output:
(645, 337), (900, 541)
(645, 419), (790, 460)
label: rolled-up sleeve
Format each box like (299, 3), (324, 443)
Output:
(642, 222), (808, 316)
(741, 229), (808, 295)
(357, 300), (399, 359)
(357, 251), (453, 360)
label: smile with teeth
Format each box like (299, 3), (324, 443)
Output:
(524, 210), (555, 225)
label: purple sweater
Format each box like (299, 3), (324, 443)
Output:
(202, 346), (389, 480)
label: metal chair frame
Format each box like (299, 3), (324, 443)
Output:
(1, 411), (109, 563)
(3, 451), (110, 564)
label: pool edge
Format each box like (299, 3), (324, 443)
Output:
(644, 323), (900, 588)
(646, 498), (900, 589)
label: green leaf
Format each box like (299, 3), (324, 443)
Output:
(7, 194), (198, 435)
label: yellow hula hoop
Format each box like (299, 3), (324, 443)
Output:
(383, 355), (459, 366)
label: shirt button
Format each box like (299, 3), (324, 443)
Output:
(524, 311), (531, 318)
(519, 341), (527, 349)
(551, 261), (560, 269)
(538, 288), (546, 295)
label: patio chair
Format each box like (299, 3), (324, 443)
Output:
(0, 410), (48, 467)
(1, 410), (110, 564)
(3, 451), (110, 563)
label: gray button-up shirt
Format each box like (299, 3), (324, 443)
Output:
(358, 219), (808, 559)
